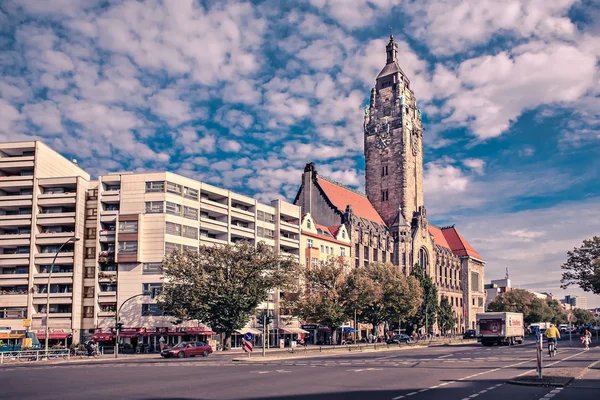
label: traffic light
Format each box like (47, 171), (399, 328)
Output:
(257, 310), (272, 326)
(116, 322), (124, 333)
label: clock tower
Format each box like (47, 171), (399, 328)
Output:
(364, 35), (424, 228)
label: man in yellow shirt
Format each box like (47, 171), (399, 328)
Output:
(545, 325), (561, 354)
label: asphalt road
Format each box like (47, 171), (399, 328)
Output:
(1, 339), (598, 400)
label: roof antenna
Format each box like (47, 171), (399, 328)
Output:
(389, 26), (393, 40)
(505, 267), (509, 280)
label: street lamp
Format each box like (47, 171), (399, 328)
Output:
(44, 236), (81, 354)
(114, 292), (151, 359)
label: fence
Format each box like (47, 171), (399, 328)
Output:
(0, 349), (70, 364)
(287, 337), (476, 354)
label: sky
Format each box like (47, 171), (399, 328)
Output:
(0, 0), (599, 307)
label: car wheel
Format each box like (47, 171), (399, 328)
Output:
(203, 350), (209, 357)
(177, 352), (185, 359)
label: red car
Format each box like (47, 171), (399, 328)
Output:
(161, 341), (213, 358)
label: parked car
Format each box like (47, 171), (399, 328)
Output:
(161, 341), (213, 358)
(386, 334), (412, 344)
(463, 329), (477, 339)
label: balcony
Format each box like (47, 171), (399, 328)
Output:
(200, 197), (228, 210)
(0, 275), (29, 286)
(36, 231), (76, 245)
(102, 190), (120, 203)
(0, 175), (34, 189)
(0, 253), (30, 266)
(198, 235), (227, 245)
(280, 220), (300, 233)
(37, 196), (76, 208)
(98, 251), (115, 264)
(0, 194), (33, 208)
(0, 233), (30, 246)
(98, 310), (116, 317)
(99, 230), (116, 242)
(230, 225), (254, 239)
(36, 212), (76, 225)
(32, 292), (73, 304)
(32, 312), (72, 319)
(33, 273), (73, 285)
(0, 214), (31, 227)
(98, 271), (117, 283)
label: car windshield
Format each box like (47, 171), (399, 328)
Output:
(172, 342), (188, 348)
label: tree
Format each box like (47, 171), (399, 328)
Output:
(572, 308), (594, 326)
(487, 289), (558, 324)
(344, 262), (422, 336)
(288, 258), (348, 343)
(546, 299), (567, 325)
(561, 236), (600, 295)
(437, 295), (456, 335)
(407, 264), (439, 334)
(157, 241), (298, 350)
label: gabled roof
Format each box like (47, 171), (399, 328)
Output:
(428, 225), (451, 250)
(314, 223), (333, 237)
(377, 61), (405, 79)
(316, 177), (385, 226)
(328, 225), (341, 238)
(441, 227), (483, 260)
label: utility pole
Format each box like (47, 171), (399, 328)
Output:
(354, 309), (357, 341)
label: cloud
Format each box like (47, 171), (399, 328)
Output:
(149, 88), (193, 127)
(22, 101), (64, 134)
(463, 158), (485, 175)
(219, 139), (242, 153)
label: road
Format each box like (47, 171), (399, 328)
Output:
(1, 340), (598, 400)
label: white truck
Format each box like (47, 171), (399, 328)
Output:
(476, 312), (524, 346)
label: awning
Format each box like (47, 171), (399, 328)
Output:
(279, 327), (309, 334)
(184, 327), (216, 335)
(36, 333), (71, 340)
(118, 332), (139, 338)
(0, 333), (24, 340)
(235, 328), (262, 335)
(92, 333), (114, 342)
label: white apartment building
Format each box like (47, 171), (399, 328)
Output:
(0, 141), (301, 348)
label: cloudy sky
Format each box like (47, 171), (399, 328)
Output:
(1, 0), (599, 306)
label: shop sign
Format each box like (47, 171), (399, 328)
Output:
(184, 327), (211, 334)
(120, 327), (146, 333)
(22, 319), (31, 328)
(301, 324), (318, 330)
(35, 329), (72, 334)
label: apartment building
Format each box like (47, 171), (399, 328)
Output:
(300, 213), (352, 268)
(0, 141), (301, 346)
(0, 141), (89, 344)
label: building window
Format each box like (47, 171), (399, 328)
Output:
(166, 182), (182, 195)
(363, 246), (369, 260)
(355, 258), (359, 268)
(165, 242), (181, 254)
(264, 229), (274, 239)
(86, 208), (97, 216)
(0, 307), (28, 319)
(85, 228), (96, 239)
(311, 257), (318, 267)
(166, 201), (181, 216)
(143, 263), (163, 275)
(142, 283), (163, 296)
(264, 213), (275, 223)
(119, 221), (138, 233)
(183, 187), (198, 200)
(183, 245), (198, 253)
(320, 245), (324, 253)
(478, 297), (484, 307)
(340, 248), (346, 257)
(342, 231), (345, 239)
(382, 251), (386, 263)
(460, 298), (463, 307)
(87, 189), (98, 200)
(182, 225), (198, 239)
(85, 247), (96, 259)
(183, 206), (198, 220)
(307, 219), (311, 229)
(141, 304), (163, 316)
(306, 239), (313, 248)
(418, 248), (429, 270)
(472, 298), (476, 306)
(471, 271), (480, 292)
(373, 249), (378, 262)
(145, 181), (165, 193)
(145, 201), (164, 214)
(165, 222), (181, 236)
(118, 241), (137, 254)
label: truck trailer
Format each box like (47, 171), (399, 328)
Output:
(476, 312), (524, 346)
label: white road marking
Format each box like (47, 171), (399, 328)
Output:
(391, 396), (405, 400)
(438, 354), (453, 359)
(249, 371), (270, 374)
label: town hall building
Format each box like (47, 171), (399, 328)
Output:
(294, 35), (485, 332)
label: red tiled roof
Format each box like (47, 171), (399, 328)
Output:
(328, 225), (341, 238)
(441, 227), (483, 260)
(316, 178), (385, 226)
(428, 225), (451, 250)
(314, 223), (333, 236)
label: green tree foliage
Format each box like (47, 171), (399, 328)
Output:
(561, 236), (600, 295)
(407, 265), (439, 333)
(437, 295), (456, 334)
(157, 241), (298, 350)
(343, 262), (422, 336)
(288, 258), (349, 342)
(487, 289), (565, 324)
(572, 308), (594, 326)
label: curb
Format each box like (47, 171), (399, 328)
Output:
(506, 377), (574, 388)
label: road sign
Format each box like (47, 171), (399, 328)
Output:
(243, 332), (253, 342)
(243, 339), (253, 353)
(22, 319), (31, 328)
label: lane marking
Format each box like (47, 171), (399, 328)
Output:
(438, 354), (453, 359)
(405, 392), (417, 396)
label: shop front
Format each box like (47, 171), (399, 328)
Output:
(117, 327), (145, 353)
(232, 328), (262, 348)
(279, 327), (309, 347)
(35, 329), (72, 348)
(300, 324), (318, 344)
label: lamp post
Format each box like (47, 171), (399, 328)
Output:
(114, 293), (150, 359)
(44, 236), (80, 354)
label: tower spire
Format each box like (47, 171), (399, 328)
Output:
(386, 33), (398, 64)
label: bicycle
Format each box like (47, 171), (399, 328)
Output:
(548, 339), (557, 357)
(77, 349), (100, 359)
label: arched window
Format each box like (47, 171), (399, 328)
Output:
(418, 247), (429, 272)
(307, 219), (311, 229)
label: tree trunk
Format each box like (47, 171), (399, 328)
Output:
(223, 331), (232, 350)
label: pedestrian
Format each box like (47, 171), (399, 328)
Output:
(582, 330), (591, 350)
(159, 336), (166, 352)
(85, 339), (95, 356)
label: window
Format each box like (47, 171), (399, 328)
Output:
(373, 249), (378, 262)
(0, 307), (27, 319)
(340, 248), (346, 257)
(311, 257), (318, 267)
(472, 298), (476, 306)
(38, 304), (71, 314)
(141, 304), (163, 316)
(471, 271), (480, 292)
(118, 241), (137, 254)
(87, 208), (97, 216)
(264, 213), (275, 223)
(418, 248), (429, 270)
(306, 239), (313, 248)
(381, 165), (388, 176)
(105, 184), (119, 192)
(166, 201), (181, 216)
(264, 229), (274, 239)
(99, 284), (117, 292)
(143, 263), (163, 275)
(100, 304), (116, 312)
(87, 189), (98, 200)
(165, 242), (181, 254)
(183, 245), (198, 253)
(166, 181), (182, 195)
(142, 283), (163, 294)
(342, 231), (345, 239)
(257, 211), (264, 221)
(85, 247), (96, 259)
(145, 201), (164, 214)
(183, 187), (198, 200)
(182, 225), (198, 239)
(460, 298), (463, 307)
(257, 227), (264, 237)
(233, 203), (249, 212)
(320, 245), (324, 253)
(119, 221), (138, 233)
(165, 222), (181, 236)
(478, 297), (484, 307)
(85, 228), (96, 239)
(145, 181), (165, 193)
(233, 220), (249, 228)
(83, 306), (94, 318)
(355, 258), (359, 268)
(382, 251), (386, 263)
(45, 187), (65, 194)
(307, 219), (311, 229)
(183, 206), (198, 220)
(363, 246), (369, 260)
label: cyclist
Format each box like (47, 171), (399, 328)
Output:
(545, 324), (561, 355)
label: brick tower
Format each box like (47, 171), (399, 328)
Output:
(363, 35), (424, 227)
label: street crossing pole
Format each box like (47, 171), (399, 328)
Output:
(536, 331), (543, 379)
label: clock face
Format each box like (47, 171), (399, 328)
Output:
(375, 123), (391, 149)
